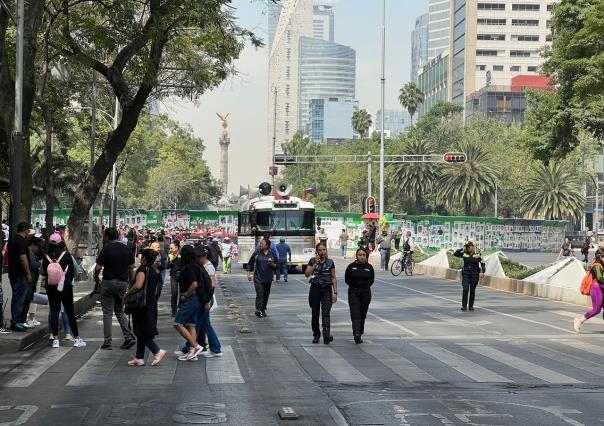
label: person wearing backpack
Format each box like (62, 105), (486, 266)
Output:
(575, 248), (604, 333)
(42, 233), (86, 348)
(123, 249), (166, 367)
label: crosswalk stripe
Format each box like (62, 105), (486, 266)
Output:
(461, 344), (581, 384)
(412, 343), (511, 383)
(5, 347), (72, 387)
(359, 344), (437, 382)
(554, 339), (604, 357)
(138, 351), (177, 385)
(67, 348), (122, 386)
(423, 312), (493, 328)
(551, 310), (582, 319)
(302, 346), (371, 383)
(206, 345), (245, 384)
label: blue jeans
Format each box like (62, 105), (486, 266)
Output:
(136, 338), (160, 359)
(48, 310), (71, 335)
(341, 244), (347, 257)
(276, 260), (288, 281)
(174, 296), (199, 327)
(183, 305), (221, 354)
(380, 249), (391, 270)
(10, 276), (28, 326)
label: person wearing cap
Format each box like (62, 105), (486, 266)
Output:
(7, 222), (34, 332)
(247, 239), (277, 318)
(453, 242), (485, 311)
(220, 237), (234, 274)
(42, 232), (87, 348)
(275, 237), (291, 282)
(255, 233), (280, 262)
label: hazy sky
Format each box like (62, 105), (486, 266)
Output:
(163, 0), (429, 194)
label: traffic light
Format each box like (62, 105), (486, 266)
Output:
(367, 196), (376, 213)
(361, 197), (368, 214)
(443, 153), (467, 163)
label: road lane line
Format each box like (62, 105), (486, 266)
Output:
(359, 344), (437, 382)
(206, 345), (245, 384)
(138, 351), (177, 385)
(411, 343), (511, 383)
(554, 339), (604, 357)
(67, 348), (122, 386)
(302, 345), (371, 383)
(375, 277), (574, 334)
(4, 347), (72, 387)
(460, 344), (581, 384)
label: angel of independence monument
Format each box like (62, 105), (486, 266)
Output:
(216, 113), (232, 210)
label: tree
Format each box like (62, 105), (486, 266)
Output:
(437, 141), (499, 216)
(390, 138), (439, 214)
(398, 82), (424, 125)
(45, 0), (263, 252)
(352, 109), (372, 138)
(425, 101), (463, 121)
(520, 161), (585, 220)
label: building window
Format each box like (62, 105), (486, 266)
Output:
(546, 34), (553, 42)
(493, 65), (504, 71)
(510, 50), (531, 57)
(285, 84), (290, 97)
(477, 18), (506, 26)
(477, 34), (505, 41)
(547, 4), (554, 11)
(476, 64), (486, 71)
(512, 4), (540, 11)
(285, 103), (290, 116)
(476, 50), (499, 56)
(477, 3), (505, 10)
(284, 121), (290, 134)
(510, 65), (521, 72)
(286, 66), (290, 79)
(512, 35), (539, 42)
(527, 66), (538, 72)
(512, 19), (539, 26)
(286, 30), (291, 43)
(546, 20), (552, 28)
(286, 48), (291, 61)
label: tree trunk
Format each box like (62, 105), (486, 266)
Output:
(44, 114), (53, 230)
(414, 194), (422, 214)
(98, 178), (110, 230)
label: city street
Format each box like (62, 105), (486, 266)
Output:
(1, 258), (603, 425)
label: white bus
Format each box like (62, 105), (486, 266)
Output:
(238, 193), (317, 270)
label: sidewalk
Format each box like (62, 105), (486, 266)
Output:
(0, 273), (98, 354)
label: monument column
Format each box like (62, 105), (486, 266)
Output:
(216, 113), (230, 194)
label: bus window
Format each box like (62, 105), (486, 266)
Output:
(287, 210), (314, 231)
(239, 213), (251, 235)
(256, 211), (286, 232)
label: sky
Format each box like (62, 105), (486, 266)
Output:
(162, 0), (429, 195)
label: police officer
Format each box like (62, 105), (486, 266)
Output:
(453, 242), (485, 311)
(305, 243), (337, 344)
(344, 248), (374, 343)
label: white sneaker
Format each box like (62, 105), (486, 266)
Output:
(186, 346), (203, 360)
(52, 339), (60, 348)
(49, 334), (54, 340)
(65, 334), (74, 341)
(203, 350), (223, 358)
(0, 327), (11, 334)
(26, 320), (39, 327)
(73, 338), (87, 348)
(22, 322), (33, 328)
(574, 318), (584, 333)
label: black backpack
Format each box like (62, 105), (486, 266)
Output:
(403, 238), (411, 252)
(195, 264), (214, 304)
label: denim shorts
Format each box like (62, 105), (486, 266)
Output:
(174, 296), (199, 327)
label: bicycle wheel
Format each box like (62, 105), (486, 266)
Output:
(404, 259), (415, 276)
(391, 259), (403, 276)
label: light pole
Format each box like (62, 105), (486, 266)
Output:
(494, 183), (498, 218)
(271, 85), (278, 187)
(378, 0), (386, 217)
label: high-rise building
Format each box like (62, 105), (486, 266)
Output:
(417, 51), (449, 119)
(428, 0), (450, 60)
(313, 4), (334, 42)
(308, 97), (358, 145)
(375, 110), (411, 138)
(267, 2), (283, 52)
(410, 14), (429, 82)
(298, 36), (356, 134)
(267, 0), (314, 163)
(449, 0), (555, 108)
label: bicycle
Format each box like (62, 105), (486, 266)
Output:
(391, 252), (414, 276)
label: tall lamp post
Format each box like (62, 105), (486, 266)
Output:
(378, 0), (386, 217)
(271, 85), (278, 187)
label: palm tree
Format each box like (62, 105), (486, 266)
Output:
(520, 162), (584, 220)
(437, 141), (499, 216)
(390, 138), (439, 213)
(352, 109), (372, 138)
(398, 82), (425, 125)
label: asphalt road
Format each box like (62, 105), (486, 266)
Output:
(1, 258), (603, 425)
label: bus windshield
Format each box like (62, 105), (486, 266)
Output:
(255, 210), (314, 233)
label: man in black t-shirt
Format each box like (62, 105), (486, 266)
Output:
(7, 222), (33, 332)
(94, 227), (136, 350)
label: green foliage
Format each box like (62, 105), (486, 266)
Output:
(351, 109), (372, 138)
(499, 256), (546, 280)
(398, 82), (425, 124)
(447, 253), (463, 270)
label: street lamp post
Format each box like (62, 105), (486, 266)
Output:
(379, 0), (386, 217)
(10, 0), (24, 231)
(271, 85), (278, 188)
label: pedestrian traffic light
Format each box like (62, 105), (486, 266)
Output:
(443, 153), (467, 163)
(367, 196), (376, 213)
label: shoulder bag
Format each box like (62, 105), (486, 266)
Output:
(124, 267), (149, 314)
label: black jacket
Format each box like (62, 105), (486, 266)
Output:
(344, 262), (374, 289)
(453, 248), (486, 274)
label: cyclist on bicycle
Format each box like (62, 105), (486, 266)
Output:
(402, 231), (414, 263)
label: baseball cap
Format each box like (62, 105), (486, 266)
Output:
(194, 246), (208, 257)
(49, 232), (62, 245)
(280, 237), (285, 242)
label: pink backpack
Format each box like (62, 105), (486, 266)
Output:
(46, 252), (68, 286)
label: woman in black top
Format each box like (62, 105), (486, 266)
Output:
(453, 242), (485, 311)
(42, 233), (86, 349)
(124, 249), (166, 367)
(344, 248), (375, 344)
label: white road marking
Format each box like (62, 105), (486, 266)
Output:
(376, 278), (574, 334)
(206, 345), (245, 384)
(302, 345), (371, 383)
(359, 344), (437, 382)
(461, 344), (581, 384)
(138, 351), (177, 385)
(412, 343), (511, 383)
(4, 348), (72, 387)
(67, 348), (122, 386)
(554, 339), (604, 357)
(423, 312), (493, 328)
(552, 310), (583, 319)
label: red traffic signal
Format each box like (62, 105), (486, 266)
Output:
(443, 153), (467, 163)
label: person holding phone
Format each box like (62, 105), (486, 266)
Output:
(246, 239), (277, 318)
(305, 243), (337, 344)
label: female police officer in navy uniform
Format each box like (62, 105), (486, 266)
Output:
(453, 241), (485, 311)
